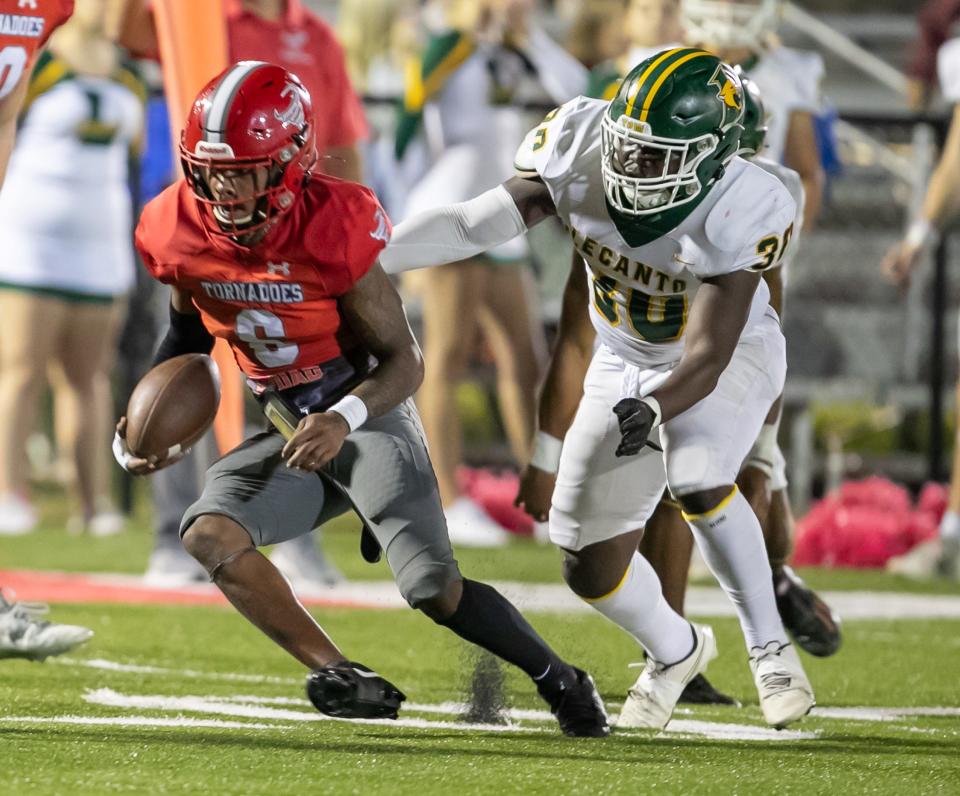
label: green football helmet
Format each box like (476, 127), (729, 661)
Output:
(601, 48), (745, 219)
(737, 72), (768, 158)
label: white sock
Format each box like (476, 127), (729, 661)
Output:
(940, 510), (960, 541)
(585, 551), (694, 665)
(684, 487), (787, 651)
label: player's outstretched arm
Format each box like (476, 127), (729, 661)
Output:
(882, 105), (960, 288)
(612, 269), (761, 457)
(282, 264), (424, 470)
(649, 270), (760, 423)
(379, 176), (556, 274)
(517, 253), (595, 521)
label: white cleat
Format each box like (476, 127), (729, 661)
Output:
(617, 623), (717, 730)
(749, 640), (815, 728)
(444, 497), (510, 548)
(0, 594), (93, 661)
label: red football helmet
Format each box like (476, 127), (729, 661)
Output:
(180, 61), (317, 239)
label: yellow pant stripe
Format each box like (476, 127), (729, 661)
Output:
(583, 561), (633, 604)
(681, 486), (739, 522)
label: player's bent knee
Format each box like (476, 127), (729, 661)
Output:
(677, 485), (736, 517)
(397, 560), (462, 618)
(181, 514), (253, 569)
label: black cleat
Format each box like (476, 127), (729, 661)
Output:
(306, 661), (406, 719)
(774, 566), (842, 658)
(678, 673), (741, 706)
(539, 667), (611, 737)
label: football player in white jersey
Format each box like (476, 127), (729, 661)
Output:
(383, 48), (815, 729)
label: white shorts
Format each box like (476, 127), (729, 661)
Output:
(549, 311), (786, 551)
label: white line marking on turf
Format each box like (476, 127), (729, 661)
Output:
(80, 689), (819, 742)
(54, 657), (299, 685)
(0, 715), (292, 730)
(811, 707), (960, 721)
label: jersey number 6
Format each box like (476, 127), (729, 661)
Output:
(236, 309), (300, 368)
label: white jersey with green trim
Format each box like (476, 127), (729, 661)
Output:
(515, 97), (796, 369)
(746, 46), (823, 164)
(0, 71), (143, 297)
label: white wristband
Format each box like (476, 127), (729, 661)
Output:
(641, 395), (662, 429)
(112, 431), (134, 472)
(530, 431), (563, 474)
(905, 218), (939, 250)
(328, 395), (368, 433)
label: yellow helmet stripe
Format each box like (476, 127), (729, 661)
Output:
(622, 47), (688, 117)
(638, 50), (713, 123)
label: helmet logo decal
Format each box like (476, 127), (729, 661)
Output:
(274, 83), (305, 129)
(707, 64), (743, 126)
(194, 141), (236, 159)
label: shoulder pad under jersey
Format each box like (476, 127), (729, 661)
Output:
(513, 97), (599, 180)
(704, 160), (797, 271)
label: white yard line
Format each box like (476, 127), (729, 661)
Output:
(0, 715), (291, 730)
(53, 657), (300, 686)
(76, 688), (820, 742)
(811, 706), (960, 721)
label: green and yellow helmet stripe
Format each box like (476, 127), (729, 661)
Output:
(638, 50), (714, 122)
(622, 48), (713, 118)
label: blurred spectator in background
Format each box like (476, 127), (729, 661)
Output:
(682, 0), (823, 229)
(881, 37), (960, 581)
(906, 0), (960, 112)
(395, 0), (586, 546)
(584, 0), (682, 99)
(119, 0), (367, 182)
(118, 0), (371, 587)
(0, 0), (144, 536)
(564, 0), (628, 71)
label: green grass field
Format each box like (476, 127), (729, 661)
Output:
(3, 487), (960, 795)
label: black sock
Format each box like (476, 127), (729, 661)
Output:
(438, 579), (570, 692)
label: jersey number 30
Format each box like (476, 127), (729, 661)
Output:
(236, 309), (300, 368)
(592, 275), (687, 342)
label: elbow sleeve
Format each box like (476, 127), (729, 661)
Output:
(381, 185), (527, 274)
(152, 304), (215, 367)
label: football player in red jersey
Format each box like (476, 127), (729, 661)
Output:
(0, 0), (73, 184)
(0, 0), (97, 663)
(114, 61), (609, 733)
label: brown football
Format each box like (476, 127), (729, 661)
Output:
(125, 354), (221, 459)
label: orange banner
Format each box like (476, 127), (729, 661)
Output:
(153, 0), (244, 454)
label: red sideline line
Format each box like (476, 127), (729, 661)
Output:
(0, 569), (379, 610)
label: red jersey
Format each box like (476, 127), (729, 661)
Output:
(135, 176), (392, 394)
(0, 0), (73, 100)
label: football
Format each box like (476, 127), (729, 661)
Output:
(124, 353), (221, 459)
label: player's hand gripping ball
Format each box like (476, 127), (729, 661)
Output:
(612, 398), (657, 457)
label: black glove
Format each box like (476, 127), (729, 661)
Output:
(612, 398), (658, 457)
(306, 661), (406, 719)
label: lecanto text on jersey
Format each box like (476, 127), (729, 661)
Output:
(565, 221), (687, 294)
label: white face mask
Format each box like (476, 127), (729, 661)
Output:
(600, 114), (719, 217)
